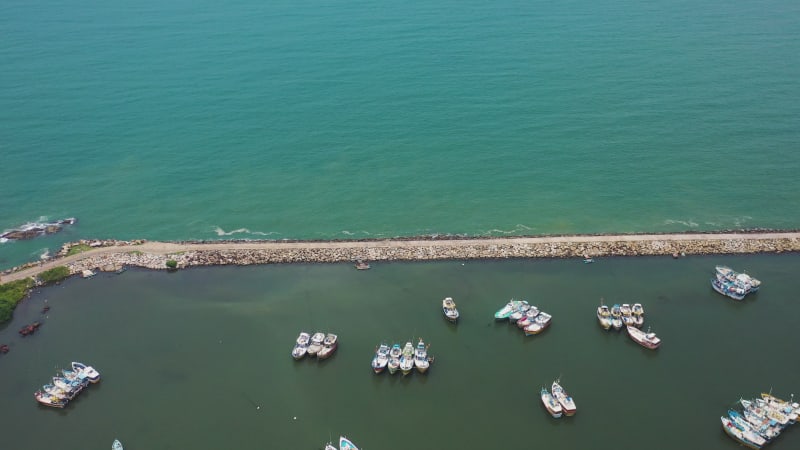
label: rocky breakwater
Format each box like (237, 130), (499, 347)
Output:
(1, 218), (76, 241)
(60, 232), (800, 275)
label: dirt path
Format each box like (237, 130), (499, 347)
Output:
(2, 232), (798, 283)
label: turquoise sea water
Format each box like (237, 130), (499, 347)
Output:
(2, 0), (800, 267)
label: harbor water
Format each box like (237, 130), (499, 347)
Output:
(1, 254), (798, 449)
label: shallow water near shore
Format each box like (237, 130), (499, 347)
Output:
(1, 254), (799, 449)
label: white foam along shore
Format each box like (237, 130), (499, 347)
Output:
(1, 231), (799, 284)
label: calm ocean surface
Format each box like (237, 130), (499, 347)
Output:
(2, 0), (800, 267)
(1, 255), (799, 449)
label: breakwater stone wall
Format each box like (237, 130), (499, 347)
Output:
(57, 235), (800, 276)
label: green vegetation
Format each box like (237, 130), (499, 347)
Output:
(66, 244), (93, 256)
(127, 250), (143, 256)
(165, 260), (178, 269)
(38, 266), (71, 284)
(0, 278), (35, 323)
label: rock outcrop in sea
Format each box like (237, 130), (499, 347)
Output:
(1, 218), (76, 241)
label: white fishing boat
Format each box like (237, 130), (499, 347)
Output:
(442, 297), (459, 323)
(632, 303), (644, 327)
(399, 341), (415, 375)
(371, 343), (390, 374)
(494, 299), (521, 320)
(540, 387), (563, 418)
(42, 383), (72, 400)
(596, 303), (612, 330)
(112, 439), (123, 450)
(307, 332), (325, 356)
(413, 338), (430, 373)
(291, 332), (311, 360)
(716, 265), (761, 292)
(71, 361), (101, 383)
(551, 380), (577, 416)
(317, 333), (338, 360)
(52, 376), (86, 394)
(508, 301), (531, 323)
(339, 436), (359, 450)
(387, 344), (402, 374)
(324, 443), (337, 450)
(620, 304), (636, 326)
(516, 306), (540, 328)
(523, 312), (552, 336)
(610, 304), (623, 330)
(626, 325), (661, 349)
(721, 416), (764, 449)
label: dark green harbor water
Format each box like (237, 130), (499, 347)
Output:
(1, 255), (798, 450)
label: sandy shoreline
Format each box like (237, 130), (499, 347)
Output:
(2, 231), (799, 284)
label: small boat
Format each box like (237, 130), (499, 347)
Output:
(413, 338), (429, 373)
(42, 383), (73, 400)
(740, 399), (790, 427)
(71, 362), (100, 383)
(81, 269), (95, 278)
(307, 332), (325, 356)
(596, 304), (612, 330)
(610, 304), (623, 330)
(34, 391), (68, 408)
(711, 278), (747, 301)
(317, 333), (338, 360)
(371, 343), (390, 374)
(516, 306), (540, 328)
(354, 260), (371, 270)
(583, 258), (594, 264)
(508, 301), (532, 323)
(620, 304), (635, 326)
(721, 416), (764, 449)
(626, 325), (661, 349)
(716, 265), (761, 291)
(632, 303), (644, 327)
(399, 341), (415, 375)
(324, 443), (337, 450)
(551, 380), (577, 416)
(494, 299), (521, 320)
(387, 344), (402, 374)
(0, 344), (9, 354)
(729, 409), (778, 441)
(62, 369), (89, 385)
(540, 387), (563, 418)
(339, 436), (359, 450)
(112, 439), (123, 450)
(523, 312), (552, 336)
(442, 297), (459, 323)
(291, 332), (311, 360)
(742, 408), (783, 440)
(760, 392), (800, 420)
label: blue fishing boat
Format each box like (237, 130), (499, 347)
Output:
(494, 299), (521, 320)
(339, 436), (359, 450)
(711, 278), (746, 301)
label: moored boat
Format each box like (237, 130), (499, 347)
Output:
(387, 344), (402, 374)
(517, 306), (540, 328)
(71, 362), (100, 383)
(34, 391), (68, 408)
(721, 416), (764, 449)
(324, 443), (337, 450)
(371, 343), (390, 374)
(760, 392), (800, 421)
(540, 387), (563, 418)
(620, 303), (636, 327)
(508, 301), (531, 323)
(551, 380), (577, 416)
(413, 338), (430, 373)
(399, 341), (415, 375)
(729, 409), (778, 442)
(626, 325), (661, 349)
(291, 332), (311, 360)
(317, 333), (338, 360)
(523, 311), (552, 336)
(307, 332), (325, 357)
(112, 439), (123, 450)
(712, 278), (747, 301)
(610, 304), (623, 330)
(339, 436), (359, 450)
(494, 299), (521, 320)
(442, 297), (459, 323)
(42, 383), (72, 400)
(632, 303), (644, 327)
(716, 265), (761, 292)
(597, 304), (612, 330)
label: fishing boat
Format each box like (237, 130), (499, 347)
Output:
(721, 416), (764, 449)
(742, 408), (783, 441)
(760, 392), (800, 420)
(371, 343), (390, 374)
(399, 341), (415, 375)
(42, 384), (72, 400)
(517, 306), (540, 328)
(523, 312), (552, 336)
(324, 443), (337, 450)
(596, 304), (612, 330)
(711, 278), (747, 301)
(62, 369), (89, 384)
(53, 376), (87, 393)
(508, 301), (532, 323)
(71, 362), (101, 383)
(317, 333), (338, 360)
(34, 391), (68, 408)
(494, 299), (521, 320)
(307, 332), (325, 357)
(339, 436), (359, 450)
(354, 260), (371, 270)
(291, 332), (311, 360)
(620, 304), (636, 326)
(754, 398), (793, 425)
(730, 410), (779, 441)
(626, 325), (661, 349)
(413, 338), (430, 373)
(716, 265), (761, 292)
(740, 399), (790, 427)
(610, 304), (623, 330)
(442, 297), (459, 323)
(387, 344), (402, 374)
(551, 380), (577, 416)
(632, 303), (644, 327)
(540, 387), (563, 418)
(112, 439), (123, 450)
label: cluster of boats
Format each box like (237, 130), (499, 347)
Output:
(597, 302), (660, 349)
(712, 265), (761, 301)
(494, 299), (552, 336)
(34, 362), (101, 408)
(291, 332), (338, 360)
(540, 380), (577, 418)
(325, 436), (359, 450)
(721, 392), (798, 449)
(371, 338), (433, 375)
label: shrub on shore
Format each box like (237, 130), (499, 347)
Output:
(38, 266), (71, 284)
(165, 260), (178, 270)
(66, 244), (93, 256)
(0, 278), (35, 323)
